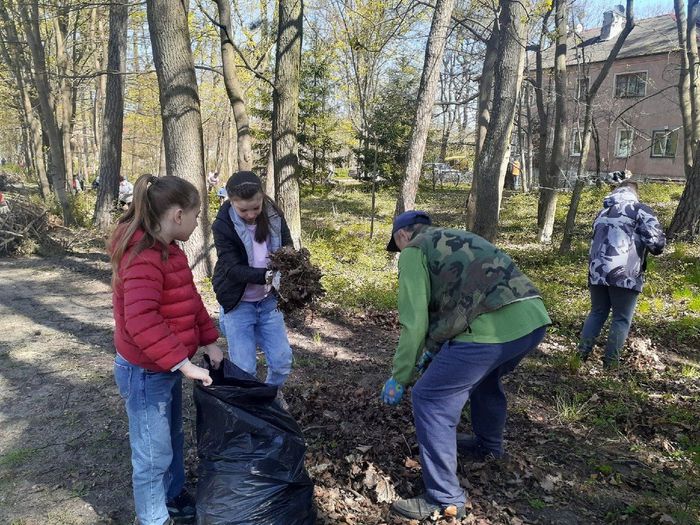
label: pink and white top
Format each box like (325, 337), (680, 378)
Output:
(242, 223), (269, 302)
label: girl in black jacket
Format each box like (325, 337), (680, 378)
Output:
(212, 171), (294, 405)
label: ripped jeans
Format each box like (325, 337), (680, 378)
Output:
(114, 354), (185, 525)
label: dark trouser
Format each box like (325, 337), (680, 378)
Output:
(578, 284), (639, 364)
(411, 326), (546, 506)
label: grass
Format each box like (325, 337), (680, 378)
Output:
(555, 392), (591, 423)
(0, 447), (35, 468)
(299, 181), (700, 350)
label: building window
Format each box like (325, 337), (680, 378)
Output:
(615, 72), (647, 97)
(571, 129), (582, 156)
(576, 77), (589, 100)
(615, 127), (634, 157)
(651, 129), (678, 158)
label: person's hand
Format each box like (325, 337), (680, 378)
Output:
(204, 344), (224, 370)
(180, 361), (212, 386)
(381, 377), (405, 406)
(416, 351), (434, 374)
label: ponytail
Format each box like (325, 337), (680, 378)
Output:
(108, 174), (200, 285)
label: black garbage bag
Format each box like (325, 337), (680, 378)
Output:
(194, 359), (316, 525)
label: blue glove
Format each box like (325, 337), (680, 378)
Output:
(416, 351), (434, 374)
(381, 377), (405, 405)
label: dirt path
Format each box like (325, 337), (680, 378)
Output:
(0, 253), (698, 525)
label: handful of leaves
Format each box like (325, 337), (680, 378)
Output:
(268, 246), (325, 315)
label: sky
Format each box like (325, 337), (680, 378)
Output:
(578, 0), (673, 29)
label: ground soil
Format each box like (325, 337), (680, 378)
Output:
(0, 249), (697, 525)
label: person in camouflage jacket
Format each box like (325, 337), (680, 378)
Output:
(578, 180), (666, 367)
(380, 211), (551, 521)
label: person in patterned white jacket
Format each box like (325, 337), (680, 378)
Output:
(577, 179), (666, 368)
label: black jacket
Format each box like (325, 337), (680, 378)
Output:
(212, 200), (293, 312)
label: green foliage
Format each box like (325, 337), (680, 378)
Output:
(300, 182), (699, 349)
(363, 59), (421, 183)
(68, 192), (96, 228)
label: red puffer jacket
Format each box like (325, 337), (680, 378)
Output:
(113, 230), (219, 372)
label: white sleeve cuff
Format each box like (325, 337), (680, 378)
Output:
(171, 358), (190, 372)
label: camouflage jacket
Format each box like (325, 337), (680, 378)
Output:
(588, 187), (666, 292)
(406, 226), (541, 354)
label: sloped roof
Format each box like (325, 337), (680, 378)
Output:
(539, 13), (680, 67)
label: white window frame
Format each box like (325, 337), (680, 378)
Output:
(650, 129), (679, 158)
(615, 127), (634, 158)
(614, 71), (648, 98)
(571, 129), (582, 156)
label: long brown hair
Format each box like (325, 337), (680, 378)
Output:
(108, 174), (200, 285)
(226, 171), (282, 243)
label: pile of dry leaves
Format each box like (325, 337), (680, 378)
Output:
(269, 246), (325, 315)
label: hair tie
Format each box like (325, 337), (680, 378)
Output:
(148, 175), (158, 186)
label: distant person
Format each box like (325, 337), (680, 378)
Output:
(577, 179), (666, 368)
(211, 171), (294, 408)
(108, 174), (223, 525)
(217, 186), (228, 206)
(381, 210), (550, 521)
(0, 192), (8, 215)
(511, 159), (521, 190)
(118, 176), (134, 210)
(207, 171), (220, 190)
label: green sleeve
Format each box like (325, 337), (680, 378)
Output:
(392, 247), (430, 385)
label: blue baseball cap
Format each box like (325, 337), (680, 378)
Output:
(387, 210), (432, 252)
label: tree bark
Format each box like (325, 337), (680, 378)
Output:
(54, 10), (75, 190)
(93, 0), (129, 231)
(0, 7), (51, 199)
(146, 0), (213, 278)
(395, 0), (457, 214)
(537, 0), (567, 244)
(215, 0), (253, 171)
(559, 0), (635, 253)
(466, 19), (498, 229)
(669, 0), (700, 239)
(471, 0), (526, 241)
(23, 88), (51, 199)
(272, 0), (303, 247)
(17, 1), (73, 225)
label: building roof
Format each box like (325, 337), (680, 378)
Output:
(538, 13), (679, 67)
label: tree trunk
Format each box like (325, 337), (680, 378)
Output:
(146, 0), (213, 278)
(537, 0), (567, 244)
(669, 0), (700, 239)
(93, 0), (128, 231)
(215, 0), (253, 171)
(265, 146), (275, 198)
(54, 12), (75, 190)
(395, 0), (457, 215)
(471, 0), (526, 241)
(559, 0), (635, 252)
(466, 19), (498, 229)
(272, 0), (303, 247)
(158, 134), (167, 176)
(23, 88), (51, 199)
(17, 2), (73, 225)
(0, 8), (51, 199)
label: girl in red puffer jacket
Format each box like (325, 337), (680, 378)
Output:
(109, 173), (224, 525)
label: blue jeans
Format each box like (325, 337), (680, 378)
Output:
(114, 354), (185, 525)
(219, 294), (292, 386)
(411, 326), (546, 507)
(579, 284), (639, 363)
